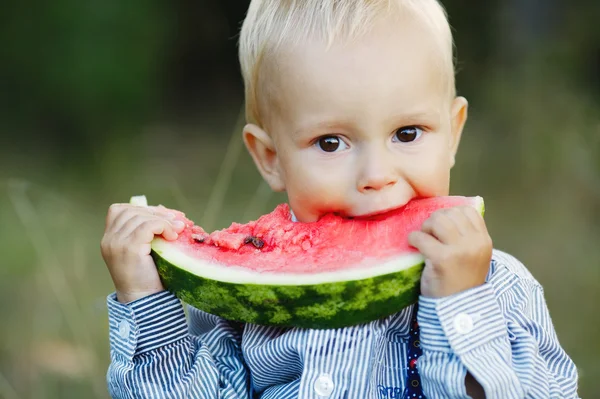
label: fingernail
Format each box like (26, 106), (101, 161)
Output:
(173, 220), (185, 229)
(166, 212), (176, 219)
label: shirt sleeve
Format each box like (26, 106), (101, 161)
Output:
(416, 253), (579, 399)
(106, 290), (250, 399)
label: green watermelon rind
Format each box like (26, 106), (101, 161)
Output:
(151, 249), (424, 329)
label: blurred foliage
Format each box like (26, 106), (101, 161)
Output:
(1, 0), (599, 398)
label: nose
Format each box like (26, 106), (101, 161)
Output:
(357, 147), (398, 193)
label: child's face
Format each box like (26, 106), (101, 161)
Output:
(244, 16), (468, 222)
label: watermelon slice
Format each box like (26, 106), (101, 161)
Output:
(134, 195), (484, 329)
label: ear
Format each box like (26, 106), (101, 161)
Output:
(243, 123), (286, 191)
(448, 96), (468, 168)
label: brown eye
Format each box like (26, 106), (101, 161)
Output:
(394, 126), (422, 143)
(317, 136), (347, 152)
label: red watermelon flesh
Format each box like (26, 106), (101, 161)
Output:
(166, 196), (482, 274)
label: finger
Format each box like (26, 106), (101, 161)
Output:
(109, 205), (155, 233)
(130, 219), (179, 244)
(128, 204), (170, 218)
(153, 219), (181, 241)
(106, 204), (130, 232)
(421, 212), (459, 243)
(112, 205), (176, 235)
(149, 205), (177, 220)
(461, 206), (487, 231)
(119, 215), (180, 242)
(443, 207), (476, 235)
(138, 242), (152, 257)
(172, 219), (186, 233)
(424, 258), (434, 270)
(146, 209), (185, 233)
(408, 230), (444, 258)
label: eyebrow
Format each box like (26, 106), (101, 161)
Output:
(293, 110), (441, 136)
(395, 110), (442, 125)
(293, 121), (347, 137)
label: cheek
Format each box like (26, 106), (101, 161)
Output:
(408, 144), (452, 195)
(285, 173), (348, 222)
(282, 149), (346, 186)
(281, 153), (351, 210)
(286, 162), (346, 195)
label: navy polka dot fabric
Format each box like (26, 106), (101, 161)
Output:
(404, 304), (426, 398)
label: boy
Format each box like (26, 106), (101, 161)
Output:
(100, 0), (579, 397)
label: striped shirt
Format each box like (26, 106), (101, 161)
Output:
(106, 250), (579, 398)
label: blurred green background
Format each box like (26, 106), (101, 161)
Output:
(1, 0), (599, 398)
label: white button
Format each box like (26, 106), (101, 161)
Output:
(118, 320), (131, 339)
(313, 373), (334, 397)
(453, 313), (474, 334)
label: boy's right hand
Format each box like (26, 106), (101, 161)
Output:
(101, 203), (186, 304)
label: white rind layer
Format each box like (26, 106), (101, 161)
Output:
(475, 196), (484, 212)
(151, 239), (425, 286)
(130, 195), (149, 207)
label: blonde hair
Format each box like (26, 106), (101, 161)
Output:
(239, 0), (455, 126)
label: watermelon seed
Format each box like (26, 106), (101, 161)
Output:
(244, 236), (265, 249)
(191, 234), (206, 243)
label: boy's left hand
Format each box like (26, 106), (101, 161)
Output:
(408, 206), (492, 298)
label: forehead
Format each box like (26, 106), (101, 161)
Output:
(260, 15), (451, 129)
